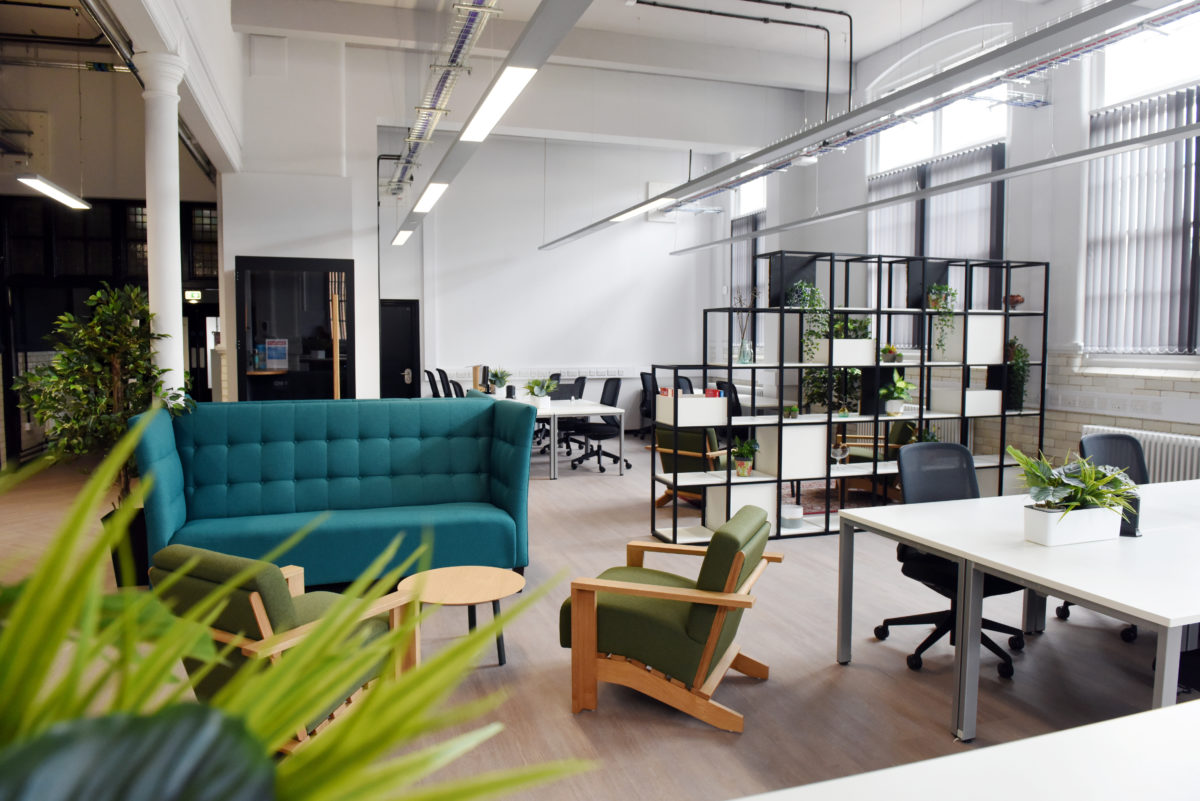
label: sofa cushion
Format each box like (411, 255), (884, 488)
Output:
(170, 502), (518, 586)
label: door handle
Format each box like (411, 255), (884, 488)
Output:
(403, 368), (413, 384)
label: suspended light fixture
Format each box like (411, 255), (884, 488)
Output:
(413, 182), (449, 213)
(610, 197), (676, 222)
(460, 66), (538, 142)
(391, 229), (415, 246)
(18, 175), (91, 210)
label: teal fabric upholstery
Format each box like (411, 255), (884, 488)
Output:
(133, 398), (535, 586)
(559, 505), (771, 688)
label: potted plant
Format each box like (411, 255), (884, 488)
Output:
(731, 436), (758, 477)
(785, 279), (828, 363)
(880, 343), (902, 363)
(927, 283), (958, 355)
(783, 404), (800, 420)
(1006, 446), (1138, 546)
(11, 284), (190, 586)
(524, 376), (559, 410)
(878, 369), (914, 416)
(1004, 337), (1030, 410)
(490, 367), (511, 390)
(802, 366), (860, 414)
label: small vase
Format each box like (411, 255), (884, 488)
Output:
(735, 458), (753, 478)
(737, 339), (754, 364)
(884, 399), (905, 416)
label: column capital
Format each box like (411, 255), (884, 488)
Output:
(132, 51), (187, 95)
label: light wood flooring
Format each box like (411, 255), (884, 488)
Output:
(0, 440), (1186, 799)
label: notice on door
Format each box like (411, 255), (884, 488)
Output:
(266, 338), (288, 370)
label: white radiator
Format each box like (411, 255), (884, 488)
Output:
(1081, 425), (1200, 483)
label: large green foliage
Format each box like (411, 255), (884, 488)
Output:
(0, 416), (587, 801)
(11, 284), (187, 498)
(1006, 445), (1138, 515)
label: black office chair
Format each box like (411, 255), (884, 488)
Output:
(638, 372), (658, 440)
(713, 380), (750, 445)
(450, 380), (465, 398)
(1057, 433), (1149, 640)
(571, 377), (632, 473)
(424, 369), (441, 398)
(875, 442), (1025, 678)
(436, 368), (453, 398)
(676, 375), (694, 395)
(546, 376), (588, 455)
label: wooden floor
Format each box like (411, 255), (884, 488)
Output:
(0, 441), (1186, 799)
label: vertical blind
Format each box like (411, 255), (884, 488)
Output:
(1085, 86), (1199, 354)
(928, 146), (995, 309)
(867, 168), (920, 345)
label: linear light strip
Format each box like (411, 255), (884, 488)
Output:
(18, 175), (90, 210)
(461, 66), (538, 142)
(610, 197), (677, 222)
(413, 182), (449, 214)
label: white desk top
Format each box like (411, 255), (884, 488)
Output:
(733, 701), (1200, 801)
(528, 400), (624, 418)
(840, 481), (1200, 628)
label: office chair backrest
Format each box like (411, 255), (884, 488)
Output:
(639, 371), (658, 416)
(676, 375), (694, 395)
(714, 380), (742, 416)
(436, 368), (452, 397)
(599, 376), (621, 426)
(898, 442), (979, 504)
(450, 380), (465, 397)
(424, 369), (441, 398)
(572, 375), (587, 398)
(1080, 433), (1150, 484)
(655, 426), (718, 474)
(553, 375), (587, 400)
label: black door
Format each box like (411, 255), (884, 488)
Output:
(379, 300), (420, 398)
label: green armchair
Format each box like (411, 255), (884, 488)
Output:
(652, 425), (726, 507)
(150, 545), (413, 753)
(560, 505), (781, 732)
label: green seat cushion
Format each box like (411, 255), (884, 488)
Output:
(171, 502), (518, 586)
(560, 566), (706, 687)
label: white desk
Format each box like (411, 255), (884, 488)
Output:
(838, 481), (1200, 741)
(732, 701), (1200, 801)
(532, 400), (625, 480)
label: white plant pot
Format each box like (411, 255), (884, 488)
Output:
(1023, 504), (1122, 546)
(884, 399), (905, 416)
(531, 395), (551, 411)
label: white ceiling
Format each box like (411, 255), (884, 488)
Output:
(336, 0), (986, 61)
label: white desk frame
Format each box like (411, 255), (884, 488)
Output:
(533, 400), (625, 480)
(838, 481), (1200, 742)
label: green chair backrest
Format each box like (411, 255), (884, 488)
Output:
(684, 505), (770, 677)
(655, 426), (720, 473)
(888, 419), (917, 447)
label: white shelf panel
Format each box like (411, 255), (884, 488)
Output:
(831, 461), (899, 477)
(654, 470), (777, 488)
(653, 525), (714, 544)
(972, 453), (1021, 469)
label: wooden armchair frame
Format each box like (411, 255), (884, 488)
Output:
(207, 565), (415, 753)
(648, 441), (730, 507)
(569, 540), (782, 732)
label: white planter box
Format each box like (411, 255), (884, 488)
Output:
(655, 394), (727, 427)
(931, 314), (1004, 364)
(706, 484), (777, 531)
(1024, 504), (1122, 546)
(812, 337), (877, 366)
(757, 424), (827, 480)
(929, 388), (1002, 417)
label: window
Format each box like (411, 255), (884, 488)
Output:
(1083, 86), (1198, 354)
(875, 89), (1007, 174)
(1102, 12), (1200, 107)
(734, 175), (766, 217)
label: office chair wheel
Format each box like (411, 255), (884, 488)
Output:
(997, 660), (1014, 679)
(571, 463), (578, 470)
(598, 465), (606, 473)
(1055, 603), (1070, 620)
(1121, 625), (1138, 643)
(1009, 634), (1025, 651)
(906, 653), (922, 671)
(874, 625), (889, 640)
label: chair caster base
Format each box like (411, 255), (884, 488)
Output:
(1056, 603), (1070, 620)
(1009, 634), (1025, 651)
(1121, 625), (1138, 643)
(874, 625), (889, 640)
(906, 653), (922, 671)
(998, 660), (1014, 679)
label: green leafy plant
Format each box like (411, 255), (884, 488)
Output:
(783, 404), (800, 419)
(832, 317), (870, 339)
(802, 367), (860, 412)
(927, 283), (958, 354)
(1005, 337), (1030, 410)
(731, 436), (759, 462)
(880, 343), (901, 362)
(524, 377), (559, 397)
(785, 280), (828, 362)
(916, 426), (939, 443)
(11, 284), (190, 501)
(0, 419), (586, 801)
(1005, 445), (1138, 517)
(878, 369), (915, 402)
(490, 368), (512, 388)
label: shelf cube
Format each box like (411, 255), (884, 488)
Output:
(655, 394), (728, 427)
(706, 483), (778, 532)
(756, 424), (828, 480)
(931, 315), (1005, 364)
(928, 388), (1002, 416)
(812, 337), (877, 366)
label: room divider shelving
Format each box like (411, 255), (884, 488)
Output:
(650, 251), (1048, 543)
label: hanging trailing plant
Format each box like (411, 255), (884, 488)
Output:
(1005, 337), (1030, 410)
(785, 280), (827, 362)
(927, 283), (958, 354)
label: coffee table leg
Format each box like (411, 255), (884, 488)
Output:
(493, 599), (506, 665)
(468, 604), (477, 631)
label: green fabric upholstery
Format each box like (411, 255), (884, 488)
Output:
(132, 398), (535, 586)
(559, 505), (770, 688)
(655, 426), (723, 472)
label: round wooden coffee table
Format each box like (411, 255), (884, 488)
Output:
(396, 565), (526, 665)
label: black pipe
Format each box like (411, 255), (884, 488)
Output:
(634, 0), (830, 121)
(0, 1), (76, 9)
(0, 32), (108, 48)
(733, 0), (852, 114)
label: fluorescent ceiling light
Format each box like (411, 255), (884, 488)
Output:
(18, 174), (90, 210)
(413, 182), (449, 214)
(391, 229), (414, 246)
(460, 66), (538, 142)
(610, 197), (676, 223)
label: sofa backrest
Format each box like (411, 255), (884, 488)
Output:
(173, 399), (511, 520)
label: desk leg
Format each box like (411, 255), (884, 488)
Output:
(952, 559), (983, 742)
(1022, 589), (1046, 635)
(618, 414), (625, 475)
(549, 415), (559, 480)
(837, 518), (854, 665)
(1152, 625), (1182, 709)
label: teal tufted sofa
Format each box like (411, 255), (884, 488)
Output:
(132, 397), (536, 586)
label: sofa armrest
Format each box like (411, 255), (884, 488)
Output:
(130, 409), (187, 557)
(488, 400), (536, 568)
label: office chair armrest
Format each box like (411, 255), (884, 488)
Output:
(280, 565), (305, 596)
(626, 539), (710, 566)
(228, 589), (415, 659)
(571, 576), (755, 609)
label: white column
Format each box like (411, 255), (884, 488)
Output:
(132, 52), (187, 391)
